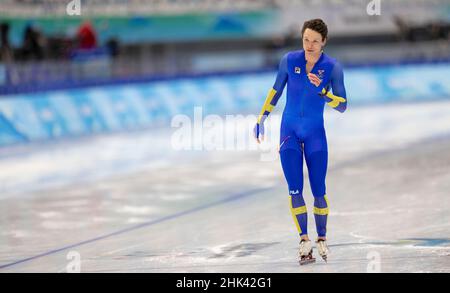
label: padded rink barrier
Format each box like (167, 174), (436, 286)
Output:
(0, 63), (450, 146)
(0, 73), (271, 146)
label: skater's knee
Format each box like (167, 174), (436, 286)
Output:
(290, 192), (306, 208)
(311, 184), (326, 198)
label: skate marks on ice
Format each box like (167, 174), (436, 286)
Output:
(116, 242), (281, 260)
(0, 185), (273, 271)
(205, 242), (281, 259)
(105, 242), (281, 261)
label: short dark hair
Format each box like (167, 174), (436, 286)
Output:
(302, 19), (328, 41)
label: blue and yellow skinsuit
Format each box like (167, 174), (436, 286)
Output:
(254, 50), (347, 238)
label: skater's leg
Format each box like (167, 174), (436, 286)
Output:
(290, 189), (308, 239)
(304, 128), (329, 238)
(307, 151), (329, 238)
(279, 136), (308, 239)
(306, 151), (328, 237)
(313, 195), (329, 238)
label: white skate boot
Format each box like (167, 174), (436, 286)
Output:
(298, 239), (315, 265)
(316, 239), (329, 262)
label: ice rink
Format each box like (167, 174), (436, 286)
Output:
(0, 100), (449, 273)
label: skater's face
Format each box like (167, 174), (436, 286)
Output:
(302, 29), (326, 57)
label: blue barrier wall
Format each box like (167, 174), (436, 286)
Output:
(1, 63), (450, 146)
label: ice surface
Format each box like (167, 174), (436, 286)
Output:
(0, 100), (449, 272)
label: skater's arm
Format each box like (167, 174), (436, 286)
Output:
(321, 62), (347, 113)
(257, 53), (288, 124)
(254, 54), (288, 143)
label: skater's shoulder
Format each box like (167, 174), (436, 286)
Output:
(285, 50), (305, 60)
(320, 53), (339, 67)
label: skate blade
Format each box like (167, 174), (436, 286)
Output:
(299, 257), (316, 266)
(318, 252), (328, 263)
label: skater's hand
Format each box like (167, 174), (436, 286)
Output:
(308, 73), (322, 87)
(253, 122), (265, 144)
